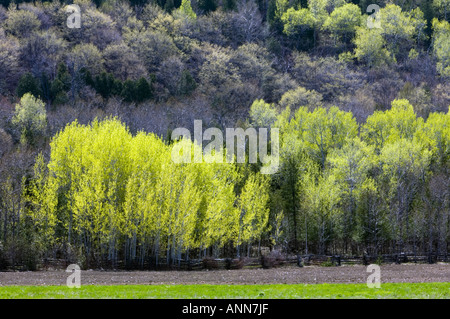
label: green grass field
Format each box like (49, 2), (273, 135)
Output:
(0, 282), (449, 299)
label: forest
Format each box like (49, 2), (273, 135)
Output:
(0, 0), (448, 270)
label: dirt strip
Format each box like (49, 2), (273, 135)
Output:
(0, 263), (449, 286)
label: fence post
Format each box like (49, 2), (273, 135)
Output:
(297, 255), (303, 268)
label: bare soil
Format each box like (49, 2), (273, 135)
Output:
(0, 263), (449, 286)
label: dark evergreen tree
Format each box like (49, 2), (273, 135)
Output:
(129, 0), (148, 7)
(121, 79), (136, 103)
(223, 0), (237, 11)
(50, 63), (72, 104)
(179, 69), (197, 96)
(164, 0), (176, 12)
(198, 0), (217, 13)
(94, 72), (123, 99)
(82, 69), (95, 92)
(39, 73), (52, 103)
(17, 73), (42, 99)
(135, 77), (153, 103)
(267, 0), (283, 34)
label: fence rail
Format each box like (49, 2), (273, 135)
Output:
(35, 252), (449, 271)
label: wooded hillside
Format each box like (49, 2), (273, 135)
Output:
(0, 0), (448, 269)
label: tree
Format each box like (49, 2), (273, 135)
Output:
(63, 7), (120, 50)
(67, 43), (104, 76)
(135, 77), (153, 103)
(223, 0), (237, 11)
(124, 28), (181, 74)
(353, 26), (391, 67)
(4, 7), (41, 38)
(16, 73), (42, 99)
(230, 0), (267, 44)
(268, 0), (289, 33)
(416, 109), (450, 167)
(198, 0), (217, 14)
(433, 0), (450, 21)
(0, 30), (20, 93)
(273, 104), (357, 251)
(379, 138), (431, 255)
(361, 99), (422, 153)
(377, 4), (426, 60)
(93, 72), (123, 99)
(432, 18), (450, 77)
(12, 93), (47, 144)
(178, 0), (197, 20)
(281, 7), (315, 47)
(156, 56), (185, 96)
(103, 43), (147, 81)
(20, 31), (67, 79)
(327, 137), (376, 250)
(33, 118), (270, 267)
(236, 173), (270, 257)
(323, 3), (362, 44)
(50, 63), (71, 105)
(302, 167), (340, 255)
(303, 106), (358, 168)
(178, 69), (197, 96)
(121, 79), (136, 103)
(278, 86), (323, 111)
(249, 99), (278, 128)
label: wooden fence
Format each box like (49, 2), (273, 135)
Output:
(36, 252), (449, 271)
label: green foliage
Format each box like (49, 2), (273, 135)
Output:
(1, 0), (450, 266)
(249, 99), (278, 128)
(178, 0), (196, 20)
(320, 257), (335, 267)
(353, 27), (391, 67)
(362, 99), (422, 152)
(323, 3), (362, 43)
(432, 18), (450, 77)
(433, 0), (450, 21)
(50, 63), (71, 105)
(120, 77), (153, 103)
(278, 86), (323, 111)
(378, 4), (426, 59)
(94, 72), (123, 99)
(135, 77), (153, 102)
(178, 69), (197, 96)
(223, 0), (237, 11)
(17, 73), (42, 99)
(281, 8), (315, 36)
(12, 93), (47, 144)
(198, 0), (217, 13)
(84, 70), (154, 103)
(33, 118), (270, 266)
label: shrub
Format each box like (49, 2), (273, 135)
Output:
(375, 256), (383, 265)
(320, 257), (335, 267)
